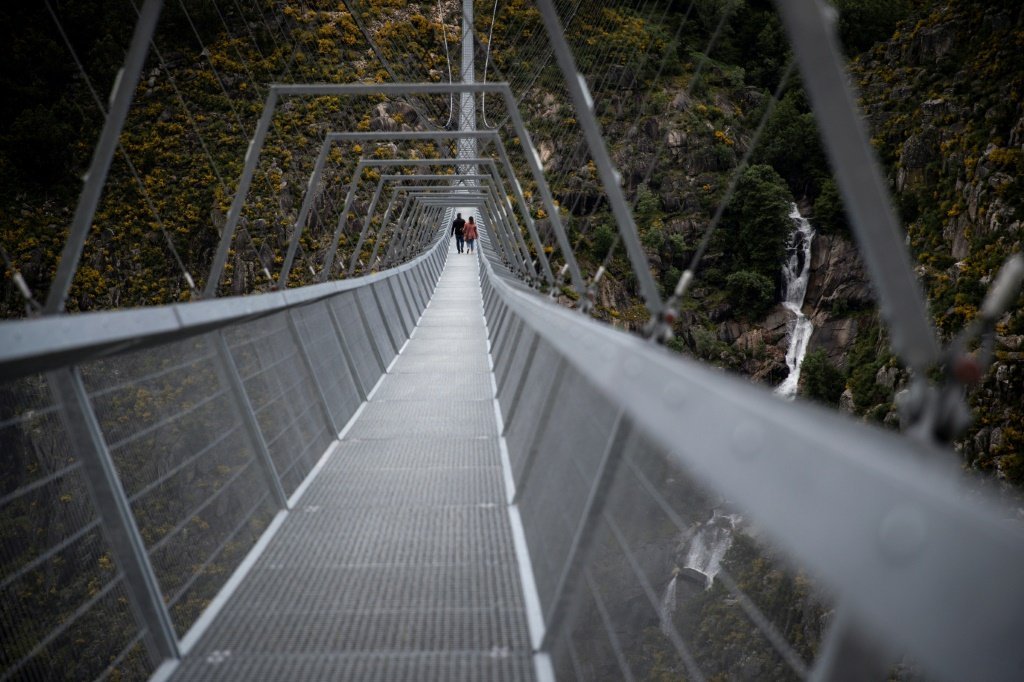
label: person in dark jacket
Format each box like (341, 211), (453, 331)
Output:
(451, 213), (466, 253)
(464, 216), (478, 254)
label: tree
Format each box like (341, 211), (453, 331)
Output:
(726, 270), (775, 319)
(720, 164), (794, 281)
(812, 178), (849, 234)
(799, 349), (846, 405)
(753, 90), (829, 198)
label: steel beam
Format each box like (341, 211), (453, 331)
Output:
(45, 0), (165, 314)
(49, 365), (180, 663)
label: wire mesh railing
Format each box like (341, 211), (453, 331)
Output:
(478, 239), (1024, 681)
(0, 238), (446, 680)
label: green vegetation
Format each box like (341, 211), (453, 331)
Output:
(799, 349), (846, 406)
(725, 269), (774, 319)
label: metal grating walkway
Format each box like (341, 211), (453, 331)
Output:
(168, 242), (536, 681)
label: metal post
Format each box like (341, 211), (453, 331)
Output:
(511, 357), (567, 499)
(481, 146), (555, 283)
(286, 310), (341, 435)
(211, 332), (290, 510)
(386, 276), (414, 336)
(535, 0), (663, 315)
(498, 319), (525, 389)
(542, 412), (631, 648)
(325, 300), (369, 401)
(370, 195), (410, 270)
(496, 94), (586, 297)
(45, 0), (165, 314)
(384, 199), (414, 268)
(48, 365), (180, 662)
(459, 0), (477, 177)
(482, 194), (515, 269)
(773, 0), (940, 370)
(351, 184), (398, 274)
(344, 174), (387, 276)
(369, 284), (400, 354)
(321, 161), (366, 282)
(487, 191), (526, 275)
(278, 139), (331, 288)
(203, 89), (280, 298)
(353, 290), (389, 372)
(487, 175), (536, 278)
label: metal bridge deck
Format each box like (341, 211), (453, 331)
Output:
(168, 244), (535, 681)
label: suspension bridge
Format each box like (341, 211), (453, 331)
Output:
(2, 0), (1024, 680)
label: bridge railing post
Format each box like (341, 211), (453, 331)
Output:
(48, 365), (181, 664)
(325, 298), (370, 401)
(286, 309), (341, 436)
(541, 412), (631, 649)
(212, 331), (290, 510)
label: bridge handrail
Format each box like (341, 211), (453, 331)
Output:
(0, 234), (446, 678)
(478, 241), (1024, 681)
(0, 233), (445, 382)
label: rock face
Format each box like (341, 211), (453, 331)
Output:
(369, 100), (425, 132)
(804, 234), (872, 313)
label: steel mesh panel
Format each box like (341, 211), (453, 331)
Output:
(389, 352), (491, 374)
(81, 336), (277, 634)
(492, 317), (524, 383)
(503, 340), (561, 477)
(328, 291), (384, 395)
(431, 290), (481, 301)
(399, 338), (489, 357)
(301, 466), (505, 507)
(419, 308), (482, 322)
(291, 302), (361, 430)
(230, 562), (525, 613)
(194, 606), (530, 654)
(517, 367), (619, 614)
(0, 374), (156, 680)
(386, 277), (413, 335)
(417, 313), (483, 328)
(224, 314), (332, 495)
(583, 432), (822, 681)
(171, 651), (534, 682)
(371, 373), (494, 401)
(260, 506), (516, 567)
(399, 271), (425, 318)
(355, 286), (398, 366)
(412, 325), (488, 341)
(496, 328), (536, 410)
(489, 308), (513, 357)
(329, 437), (502, 469)
(164, 244), (535, 681)
(346, 401), (496, 440)
(372, 280), (409, 341)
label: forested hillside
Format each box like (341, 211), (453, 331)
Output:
(2, 1), (1022, 679)
(0, 0), (1019, 531)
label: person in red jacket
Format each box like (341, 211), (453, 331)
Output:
(464, 216), (478, 254)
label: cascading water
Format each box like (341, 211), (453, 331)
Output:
(775, 204), (816, 400)
(658, 573), (678, 637)
(682, 510), (741, 590)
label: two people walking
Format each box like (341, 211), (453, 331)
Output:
(450, 213), (478, 254)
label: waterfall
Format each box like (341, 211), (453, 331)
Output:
(658, 574), (678, 636)
(682, 510), (740, 590)
(775, 204), (816, 400)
